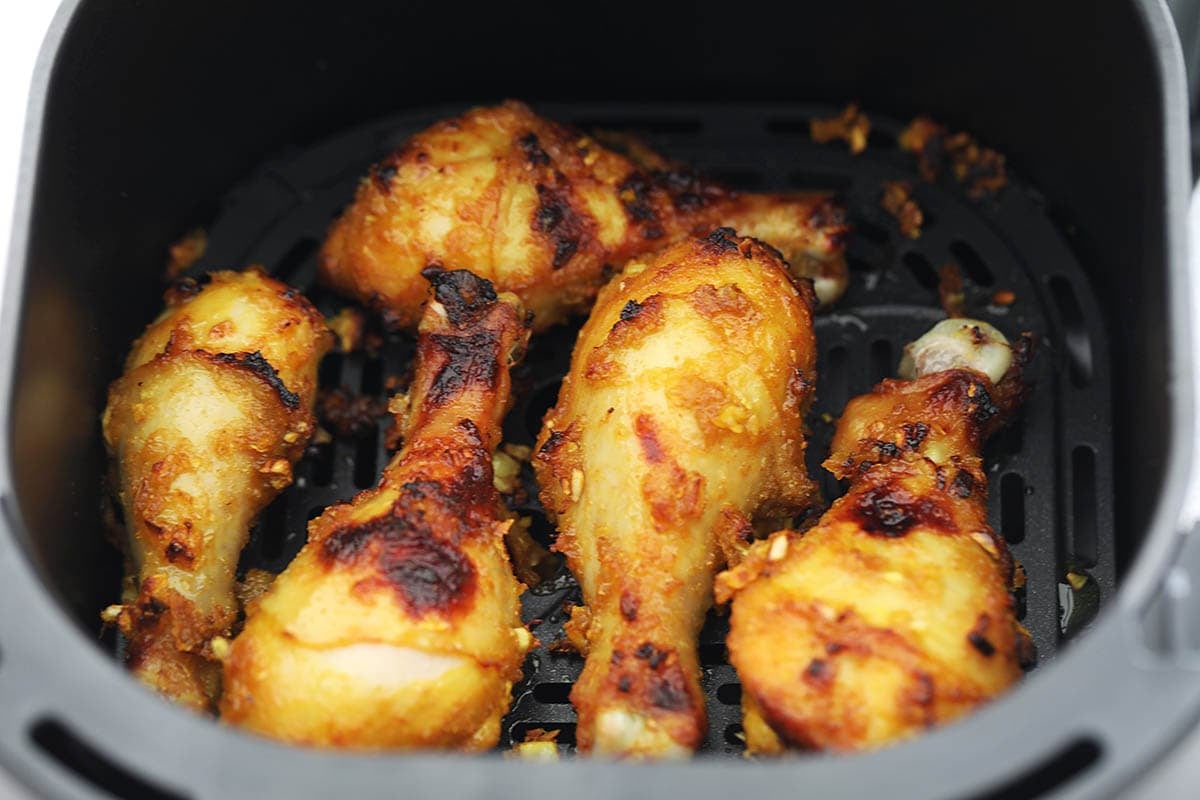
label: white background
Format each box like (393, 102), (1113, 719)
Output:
(0, 0), (67, 796)
(0, 2), (1197, 798)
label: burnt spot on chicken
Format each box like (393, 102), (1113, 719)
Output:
(903, 422), (929, 450)
(619, 299), (643, 322)
(422, 268), (499, 327)
(648, 667), (692, 712)
(803, 658), (834, 688)
(617, 173), (659, 226)
(319, 510), (477, 616)
(371, 160), (399, 193)
(534, 183), (585, 269)
(701, 226), (743, 255)
(950, 469), (976, 499)
(537, 429), (568, 459)
(967, 613), (996, 657)
(851, 482), (957, 538)
(425, 331), (502, 408)
(165, 540), (194, 566)
(211, 351), (301, 410)
(518, 131), (552, 166)
(620, 591), (639, 622)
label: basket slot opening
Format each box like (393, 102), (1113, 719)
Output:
(255, 496), (290, 562)
(902, 250), (940, 290)
(1000, 472), (1027, 545)
(715, 683), (742, 706)
(723, 723), (746, 748)
(360, 357), (384, 396)
(318, 352), (344, 387)
(1047, 276), (1093, 388)
(30, 718), (189, 800)
(353, 433), (380, 490)
(1071, 446), (1099, 568)
(523, 382), (562, 442)
(868, 338), (894, 384)
(531, 682), (573, 704)
(949, 240), (994, 286)
(698, 643), (727, 666)
(273, 237), (320, 285)
(968, 736), (1102, 800)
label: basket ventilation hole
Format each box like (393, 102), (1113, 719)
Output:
(724, 724), (746, 748)
(902, 251), (939, 290)
(256, 499), (290, 562)
(531, 682), (573, 704)
(309, 441), (336, 487)
(1047, 276), (1092, 388)
(360, 358), (384, 395)
(318, 352), (344, 388)
(273, 236), (320, 284)
(699, 643), (727, 666)
(715, 683), (742, 706)
(353, 434), (380, 489)
(949, 240), (994, 286)
(524, 383), (562, 442)
(1071, 446), (1099, 568)
(969, 737), (1102, 800)
(30, 718), (189, 800)
(869, 339), (894, 384)
(1000, 472), (1027, 545)
(854, 218), (890, 245)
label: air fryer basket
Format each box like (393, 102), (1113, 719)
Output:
(0, 1), (1196, 799)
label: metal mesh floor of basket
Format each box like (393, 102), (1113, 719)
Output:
(174, 101), (1114, 756)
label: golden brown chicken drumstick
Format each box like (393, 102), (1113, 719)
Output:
(534, 229), (821, 757)
(716, 318), (1036, 754)
(101, 269), (332, 711)
(220, 269), (532, 750)
(319, 100), (849, 332)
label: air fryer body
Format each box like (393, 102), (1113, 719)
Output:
(0, 2), (1196, 798)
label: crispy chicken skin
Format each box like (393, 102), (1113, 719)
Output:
(220, 269), (532, 750)
(101, 269), (332, 710)
(319, 100), (848, 332)
(717, 319), (1035, 753)
(534, 229), (821, 757)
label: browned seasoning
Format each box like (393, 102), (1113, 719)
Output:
(810, 103), (870, 155)
(938, 262), (967, 318)
(992, 289), (1016, 307)
(899, 115), (1008, 198)
(881, 181), (924, 239)
(164, 228), (207, 279)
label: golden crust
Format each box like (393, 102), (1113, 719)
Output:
(533, 230), (820, 756)
(319, 100), (848, 331)
(220, 270), (532, 750)
(718, 350), (1034, 754)
(102, 270), (331, 710)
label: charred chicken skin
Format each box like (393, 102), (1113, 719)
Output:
(534, 229), (821, 757)
(220, 269), (532, 750)
(101, 269), (332, 710)
(716, 319), (1035, 753)
(319, 100), (849, 332)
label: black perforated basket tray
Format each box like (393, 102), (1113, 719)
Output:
(167, 101), (1115, 755)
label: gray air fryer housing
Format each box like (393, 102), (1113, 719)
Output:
(1, 1), (1199, 799)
